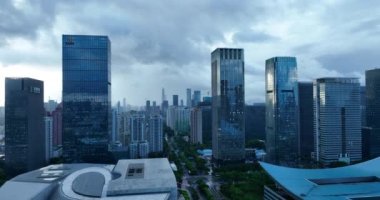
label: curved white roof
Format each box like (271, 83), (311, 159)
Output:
(260, 158), (380, 200)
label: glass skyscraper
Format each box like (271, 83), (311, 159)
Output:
(365, 69), (380, 158)
(5, 78), (46, 175)
(265, 57), (299, 165)
(298, 82), (314, 161)
(62, 35), (111, 163)
(314, 78), (361, 164)
(211, 48), (245, 163)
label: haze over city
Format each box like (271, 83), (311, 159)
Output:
(1, 0), (380, 106)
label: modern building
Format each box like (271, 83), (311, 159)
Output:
(52, 103), (62, 147)
(44, 100), (58, 113)
(190, 107), (203, 144)
(44, 115), (53, 162)
(193, 90), (201, 107)
(260, 158), (380, 200)
(130, 114), (145, 142)
(138, 140), (149, 158)
(366, 69), (380, 158)
(245, 103), (266, 140)
(148, 115), (163, 153)
(314, 78), (362, 164)
(0, 158), (178, 200)
(129, 142), (138, 159)
(298, 82), (314, 161)
(186, 88), (192, 107)
(211, 48), (245, 163)
(172, 95), (179, 106)
(166, 106), (190, 134)
(5, 77), (46, 175)
(111, 108), (119, 144)
(199, 101), (212, 147)
(265, 57), (299, 165)
(62, 35), (111, 163)
(360, 86), (366, 127)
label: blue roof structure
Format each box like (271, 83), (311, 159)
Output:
(260, 158), (380, 200)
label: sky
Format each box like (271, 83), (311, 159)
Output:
(1, 0), (380, 106)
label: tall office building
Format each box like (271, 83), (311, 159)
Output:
(62, 35), (111, 163)
(365, 69), (380, 158)
(245, 103), (266, 140)
(186, 88), (192, 107)
(199, 101), (212, 147)
(211, 48), (245, 163)
(265, 57), (299, 165)
(298, 82), (314, 160)
(5, 78), (45, 175)
(173, 95), (179, 106)
(314, 78), (362, 164)
(148, 115), (163, 153)
(190, 108), (202, 144)
(193, 90), (201, 106)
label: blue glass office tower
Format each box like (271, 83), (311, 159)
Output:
(211, 48), (245, 163)
(265, 57), (299, 165)
(62, 35), (111, 163)
(5, 78), (45, 175)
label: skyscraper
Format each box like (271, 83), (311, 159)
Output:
(5, 78), (45, 175)
(211, 48), (245, 163)
(193, 90), (201, 106)
(62, 35), (111, 163)
(298, 82), (314, 161)
(148, 115), (163, 153)
(173, 95), (179, 106)
(365, 69), (380, 158)
(52, 103), (62, 147)
(314, 78), (362, 164)
(265, 57), (299, 165)
(186, 88), (192, 107)
(44, 114), (53, 162)
(190, 107), (202, 144)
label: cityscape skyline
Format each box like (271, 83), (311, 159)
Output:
(1, 1), (380, 106)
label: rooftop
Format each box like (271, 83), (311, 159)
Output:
(0, 158), (177, 200)
(260, 158), (380, 200)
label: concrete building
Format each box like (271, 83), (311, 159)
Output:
(44, 115), (53, 162)
(314, 78), (362, 164)
(5, 77), (46, 175)
(0, 158), (178, 200)
(138, 140), (149, 158)
(190, 107), (203, 144)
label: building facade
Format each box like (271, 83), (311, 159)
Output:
(190, 107), (202, 144)
(314, 78), (362, 164)
(366, 69), (380, 158)
(193, 90), (201, 107)
(62, 35), (111, 163)
(5, 78), (46, 175)
(211, 48), (245, 162)
(172, 95), (179, 106)
(298, 82), (314, 161)
(148, 115), (163, 153)
(186, 88), (192, 107)
(44, 115), (53, 162)
(265, 57), (299, 165)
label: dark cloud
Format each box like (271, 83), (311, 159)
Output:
(316, 48), (380, 74)
(0, 0), (57, 45)
(233, 30), (277, 43)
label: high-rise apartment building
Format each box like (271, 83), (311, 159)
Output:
(44, 114), (53, 162)
(186, 88), (192, 107)
(211, 48), (245, 163)
(148, 115), (163, 153)
(62, 35), (111, 163)
(298, 82), (314, 161)
(265, 57), (299, 165)
(130, 114), (145, 142)
(314, 78), (362, 164)
(190, 107), (202, 144)
(366, 69), (380, 158)
(5, 78), (45, 175)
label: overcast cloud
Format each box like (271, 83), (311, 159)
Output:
(1, 0), (380, 106)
